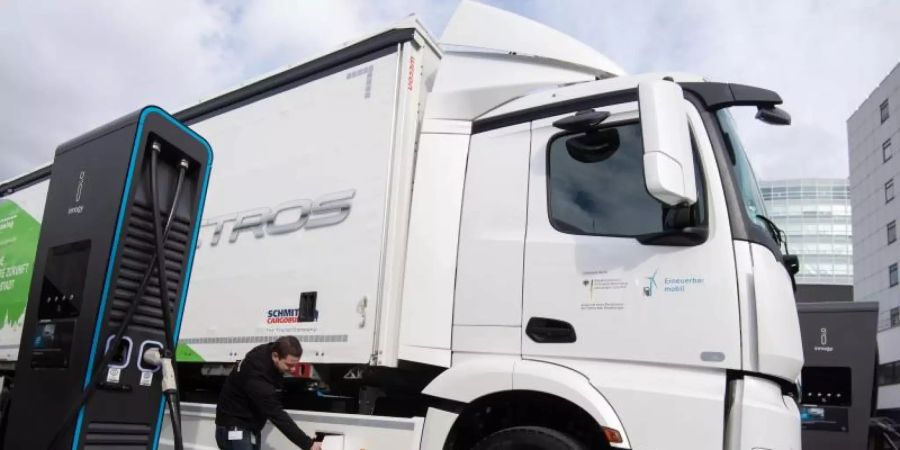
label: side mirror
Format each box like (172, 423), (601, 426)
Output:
(783, 254), (800, 276)
(756, 106), (791, 126)
(639, 80), (697, 206)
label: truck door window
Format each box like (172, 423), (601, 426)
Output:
(547, 121), (705, 237)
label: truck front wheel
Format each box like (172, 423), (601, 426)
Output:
(471, 426), (586, 450)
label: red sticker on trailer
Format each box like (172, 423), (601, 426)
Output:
(290, 363), (313, 378)
(407, 57), (416, 91)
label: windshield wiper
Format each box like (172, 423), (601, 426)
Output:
(756, 214), (787, 251)
(756, 214), (800, 289)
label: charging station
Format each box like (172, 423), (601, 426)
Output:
(797, 302), (879, 450)
(3, 106), (211, 450)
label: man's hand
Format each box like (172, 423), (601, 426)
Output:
(309, 442), (322, 450)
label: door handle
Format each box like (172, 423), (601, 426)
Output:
(526, 317), (577, 343)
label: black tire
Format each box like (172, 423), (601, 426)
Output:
(471, 426), (586, 450)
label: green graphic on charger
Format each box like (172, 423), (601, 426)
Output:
(0, 200), (41, 328)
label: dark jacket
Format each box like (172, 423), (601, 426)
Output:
(215, 343), (314, 450)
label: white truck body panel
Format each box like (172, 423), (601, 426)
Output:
(453, 123), (530, 327)
(733, 241), (760, 372)
(566, 358), (726, 450)
(751, 242), (805, 381)
(425, 2), (620, 122)
(159, 403), (424, 450)
(731, 377), (802, 450)
(0, 179), (48, 361)
(419, 408), (457, 450)
(441, 0), (625, 77)
(396, 131), (469, 368)
(178, 36), (438, 366)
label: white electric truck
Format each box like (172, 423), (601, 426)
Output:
(0, 2), (804, 449)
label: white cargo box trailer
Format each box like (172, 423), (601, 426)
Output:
(174, 23), (439, 368)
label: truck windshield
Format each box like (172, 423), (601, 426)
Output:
(716, 109), (768, 227)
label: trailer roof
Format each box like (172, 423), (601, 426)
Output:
(175, 24), (435, 125)
(0, 164), (51, 197)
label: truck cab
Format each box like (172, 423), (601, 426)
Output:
(411, 73), (804, 450)
(391, 4), (804, 449)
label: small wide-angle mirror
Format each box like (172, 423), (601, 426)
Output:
(566, 128), (620, 163)
(755, 106), (791, 126)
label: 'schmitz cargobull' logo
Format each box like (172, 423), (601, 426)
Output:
(267, 308), (301, 324)
(199, 190), (355, 247)
(266, 307), (318, 324)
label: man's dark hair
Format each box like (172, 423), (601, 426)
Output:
(272, 336), (303, 358)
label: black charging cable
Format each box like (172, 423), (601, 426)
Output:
(149, 143), (186, 450)
(46, 141), (188, 450)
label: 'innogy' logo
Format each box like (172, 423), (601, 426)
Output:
(814, 327), (834, 352)
(68, 170), (86, 215)
(643, 269), (659, 297)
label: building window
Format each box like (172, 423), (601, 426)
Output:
(887, 179), (895, 203)
(883, 99), (891, 124)
(880, 361), (900, 386)
(892, 307), (900, 327)
(890, 221), (897, 245)
(892, 263), (899, 288)
(886, 139), (894, 162)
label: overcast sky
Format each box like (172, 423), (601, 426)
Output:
(1, 0), (898, 183)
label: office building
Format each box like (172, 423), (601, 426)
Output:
(848, 62), (900, 413)
(760, 179), (853, 302)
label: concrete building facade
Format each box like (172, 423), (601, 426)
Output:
(848, 62), (900, 412)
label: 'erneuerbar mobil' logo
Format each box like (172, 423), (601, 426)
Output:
(643, 270), (658, 297)
(644, 269), (705, 297)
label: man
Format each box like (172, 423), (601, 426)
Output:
(215, 336), (321, 450)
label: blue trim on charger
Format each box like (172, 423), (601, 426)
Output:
(71, 106), (214, 450)
(152, 397), (166, 450)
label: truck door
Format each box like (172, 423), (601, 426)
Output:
(521, 103), (742, 370)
